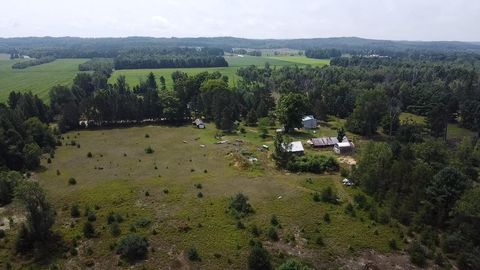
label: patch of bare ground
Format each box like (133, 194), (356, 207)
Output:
(337, 250), (421, 270)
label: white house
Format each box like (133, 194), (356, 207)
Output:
(282, 141), (304, 154)
(334, 142), (355, 154)
(302, 115), (317, 129)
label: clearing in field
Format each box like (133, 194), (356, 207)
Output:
(7, 124), (405, 269)
(0, 58), (87, 101)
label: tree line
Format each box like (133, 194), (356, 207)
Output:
(113, 47), (227, 69)
(305, 48), (341, 59)
(11, 57), (56, 69)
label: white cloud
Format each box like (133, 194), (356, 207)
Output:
(0, 0), (479, 41)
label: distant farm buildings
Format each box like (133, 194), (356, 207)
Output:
(302, 115), (317, 129)
(193, 119), (205, 129)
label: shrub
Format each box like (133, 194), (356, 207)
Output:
(345, 203), (356, 217)
(312, 192), (320, 202)
(267, 227), (279, 241)
(229, 193), (254, 217)
(0, 229), (5, 239)
(321, 187), (338, 204)
(248, 242), (271, 270)
(145, 191), (150, 196)
(409, 241), (427, 267)
(194, 183), (202, 189)
(323, 213), (331, 223)
(135, 218), (151, 228)
(277, 259), (312, 270)
(47, 158), (52, 164)
(68, 177), (77, 185)
(71, 204), (81, 218)
(144, 146), (154, 154)
(87, 152), (92, 158)
(389, 239), (398, 250)
(378, 211), (390, 225)
(87, 212), (97, 222)
(354, 194), (368, 209)
(187, 247), (201, 261)
(270, 215), (279, 227)
(236, 221), (245, 229)
(197, 192), (203, 198)
(111, 222), (121, 237)
(316, 235), (325, 246)
(251, 225), (261, 237)
(145, 134), (150, 138)
(116, 234), (149, 262)
(107, 212), (124, 224)
(83, 221), (95, 238)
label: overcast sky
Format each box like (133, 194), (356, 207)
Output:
(0, 0), (479, 41)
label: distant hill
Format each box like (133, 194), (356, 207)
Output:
(1, 36), (480, 57)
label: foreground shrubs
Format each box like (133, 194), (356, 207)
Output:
(287, 154), (339, 173)
(248, 241), (271, 270)
(116, 234), (149, 262)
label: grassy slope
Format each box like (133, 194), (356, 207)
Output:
(110, 56), (329, 89)
(0, 123), (404, 269)
(0, 58), (87, 101)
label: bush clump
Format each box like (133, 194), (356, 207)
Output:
(71, 204), (81, 218)
(248, 241), (271, 270)
(144, 146), (154, 154)
(87, 152), (92, 158)
(187, 247), (201, 261)
(83, 221), (95, 238)
(68, 177), (77, 185)
(228, 193), (254, 217)
(320, 187), (339, 204)
(116, 234), (149, 262)
(287, 154), (339, 173)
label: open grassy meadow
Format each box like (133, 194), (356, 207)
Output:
(400, 112), (476, 139)
(0, 58), (87, 101)
(0, 123), (405, 269)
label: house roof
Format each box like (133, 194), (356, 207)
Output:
(336, 142), (352, 148)
(311, 137), (338, 147)
(283, 141), (304, 152)
(302, 115), (315, 121)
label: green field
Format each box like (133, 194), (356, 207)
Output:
(0, 58), (87, 101)
(0, 56), (328, 102)
(0, 124), (403, 269)
(110, 56), (329, 89)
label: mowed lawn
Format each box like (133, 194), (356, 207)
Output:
(0, 58), (87, 101)
(28, 125), (402, 269)
(110, 56), (330, 89)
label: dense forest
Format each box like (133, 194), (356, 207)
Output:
(113, 48), (228, 69)
(2, 47), (480, 268)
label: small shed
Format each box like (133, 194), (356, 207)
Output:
(193, 119), (205, 129)
(334, 142), (355, 154)
(302, 115), (317, 129)
(282, 141), (304, 154)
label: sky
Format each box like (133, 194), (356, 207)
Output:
(0, 0), (479, 41)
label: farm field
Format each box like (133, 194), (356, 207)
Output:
(0, 58), (87, 101)
(0, 55), (328, 102)
(0, 124), (404, 269)
(110, 56), (329, 89)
